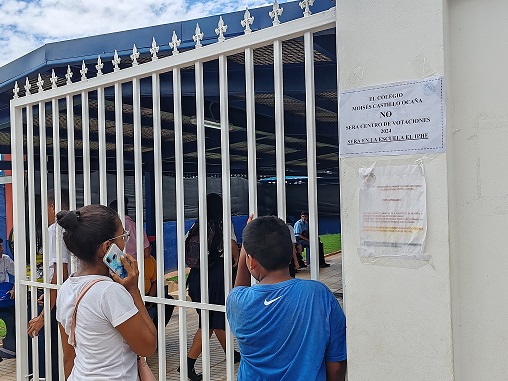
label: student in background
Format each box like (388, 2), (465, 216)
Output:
(144, 237), (175, 328)
(0, 238), (15, 360)
(110, 197), (150, 260)
(27, 189), (71, 380)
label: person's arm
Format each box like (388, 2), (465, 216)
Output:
(5, 256), (15, 299)
(326, 360), (347, 381)
(231, 239), (239, 267)
(27, 262), (68, 337)
(234, 214), (254, 287)
(111, 254), (157, 356)
(292, 245), (300, 269)
(58, 322), (76, 379)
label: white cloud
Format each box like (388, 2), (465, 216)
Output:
(0, 0), (274, 67)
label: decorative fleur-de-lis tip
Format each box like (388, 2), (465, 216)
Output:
(13, 81), (19, 99)
(24, 77), (31, 95)
(215, 16), (227, 43)
(80, 61), (88, 81)
(299, 0), (314, 17)
(37, 74), (44, 92)
(270, 0), (284, 25)
(112, 50), (121, 72)
(96, 55), (104, 76)
(150, 37), (159, 61)
(241, 7), (254, 34)
(131, 44), (140, 66)
(50, 69), (58, 89)
(65, 65), (73, 84)
(169, 31), (181, 55)
(193, 23), (204, 48)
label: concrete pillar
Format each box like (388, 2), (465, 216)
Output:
(337, 1), (455, 380)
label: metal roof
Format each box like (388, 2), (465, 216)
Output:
(0, 0), (339, 179)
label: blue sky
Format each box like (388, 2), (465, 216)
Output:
(0, 0), (290, 68)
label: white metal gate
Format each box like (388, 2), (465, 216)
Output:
(10, 2), (338, 380)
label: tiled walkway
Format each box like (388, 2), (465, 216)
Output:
(0, 253), (342, 380)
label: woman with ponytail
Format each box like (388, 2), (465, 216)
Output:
(55, 204), (156, 380)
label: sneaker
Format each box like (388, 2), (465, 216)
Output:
(234, 350), (241, 363)
(319, 263), (331, 268)
(177, 366), (203, 381)
(0, 347), (15, 359)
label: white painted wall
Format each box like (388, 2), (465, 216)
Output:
(446, 0), (508, 380)
(337, 1), (455, 380)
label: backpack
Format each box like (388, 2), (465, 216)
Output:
(185, 219), (223, 269)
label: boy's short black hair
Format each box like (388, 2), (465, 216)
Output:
(48, 188), (70, 210)
(301, 211), (309, 216)
(242, 216), (293, 271)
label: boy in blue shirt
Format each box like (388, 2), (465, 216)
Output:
(227, 216), (346, 381)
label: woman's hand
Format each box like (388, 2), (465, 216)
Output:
(27, 314), (44, 337)
(110, 254), (139, 294)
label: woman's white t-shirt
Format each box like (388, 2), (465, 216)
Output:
(56, 275), (139, 380)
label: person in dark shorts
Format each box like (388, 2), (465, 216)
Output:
(182, 193), (239, 381)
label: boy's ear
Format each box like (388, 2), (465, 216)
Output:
(246, 254), (258, 271)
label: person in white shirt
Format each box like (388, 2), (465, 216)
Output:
(56, 204), (156, 380)
(27, 189), (71, 380)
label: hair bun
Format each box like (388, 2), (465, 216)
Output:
(56, 209), (80, 231)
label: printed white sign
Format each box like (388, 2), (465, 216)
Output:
(359, 164), (427, 259)
(339, 77), (445, 158)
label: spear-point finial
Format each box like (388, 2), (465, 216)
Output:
(150, 37), (159, 61)
(37, 74), (44, 93)
(299, 0), (314, 17)
(13, 81), (19, 99)
(50, 69), (58, 89)
(112, 50), (121, 72)
(80, 61), (88, 81)
(24, 77), (31, 95)
(241, 8), (254, 34)
(169, 31), (181, 55)
(215, 16), (228, 43)
(65, 65), (73, 84)
(193, 24), (204, 48)
(96, 55), (104, 76)
(131, 44), (140, 66)
(269, 0), (284, 25)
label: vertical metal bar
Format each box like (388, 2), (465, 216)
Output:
(273, 39), (286, 220)
(132, 78), (144, 289)
(219, 54), (234, 380)
(26, 105), (39, 379)
(114, 83), (126, 225)
(173, 66), (189, 381)
(304, 31), (319, 280)
(245, 47), (258, 218)
(97, 86), (107, 205)
(11, 103), (29, 381)
(36, 101), (49, 380)
(152, 72), (167, 379)
(82, 91), (91, 206)
(195, 60), (211, 380)
(67, 95), (78, 277)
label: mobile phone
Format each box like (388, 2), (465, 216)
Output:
(103, 243), (128, 279)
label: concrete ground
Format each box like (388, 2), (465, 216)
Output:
(0, 252), (342, 380)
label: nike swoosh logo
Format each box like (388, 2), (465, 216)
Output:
(264, 295), (283, 306)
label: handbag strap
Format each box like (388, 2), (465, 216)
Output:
(70, 278), (106, 347)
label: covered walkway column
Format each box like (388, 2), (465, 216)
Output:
(337, 1), (454, 380)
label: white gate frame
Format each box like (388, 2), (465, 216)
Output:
(11, 3), (337, 380)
